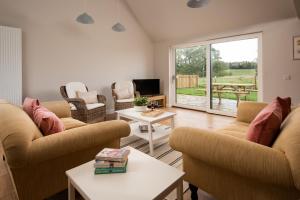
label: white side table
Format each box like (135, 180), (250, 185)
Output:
(66, 147), (184, 200)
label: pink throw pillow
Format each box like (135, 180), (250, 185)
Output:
(246, 99), (282, 146)
(33, 105), (65, 136)
(23, 97), (40, 118)
(276, 97), (291, 121)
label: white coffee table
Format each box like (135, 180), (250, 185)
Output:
(116, 108), (176, 156)
(66, 147), (184, 200)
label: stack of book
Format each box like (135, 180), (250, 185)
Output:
(94, 148), (130, 174)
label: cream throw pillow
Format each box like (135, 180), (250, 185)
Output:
(76, 91), (98, 104)
(114, 89), (133, 100)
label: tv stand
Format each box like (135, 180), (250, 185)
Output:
(145, 95), (166, 108)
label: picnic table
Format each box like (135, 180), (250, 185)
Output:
(196, 83), (256, 106)
(212, 83), (256, 106)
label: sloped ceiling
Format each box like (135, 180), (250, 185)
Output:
(125, 0), (297, 42)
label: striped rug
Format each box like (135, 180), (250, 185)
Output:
(120, 135), (189, 200)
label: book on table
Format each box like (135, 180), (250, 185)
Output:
(139, 124), (155, 133)
(94, 148), (130, 174)
(95, 147), (130, 162)
(94, 159), (127, 168)
(94, 160), (128, 174)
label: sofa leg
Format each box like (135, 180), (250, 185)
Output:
(189, 183), (198, 200)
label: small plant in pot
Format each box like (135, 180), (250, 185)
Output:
(133, 97), (149, 112)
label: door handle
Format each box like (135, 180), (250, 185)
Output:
(171, 75), (176, 82)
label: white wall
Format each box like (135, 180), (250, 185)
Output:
(154, 18), (300, 105)
(0, 0), (154, 111)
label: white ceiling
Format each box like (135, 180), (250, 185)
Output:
(125, 0), (297, 42)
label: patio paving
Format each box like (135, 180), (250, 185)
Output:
(176, 94), (237, 114)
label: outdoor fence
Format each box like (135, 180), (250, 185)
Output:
(176, 75), (199, 88)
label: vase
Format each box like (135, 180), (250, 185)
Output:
(134, 106), (147, 112)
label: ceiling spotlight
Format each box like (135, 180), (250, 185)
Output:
(187, 0), (209, 8)
(112, 0), (126, 32)
(112, 22), (126, 32)
(76, 12), (94, 24)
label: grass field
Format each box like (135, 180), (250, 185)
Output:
(177, 69), (258, 101)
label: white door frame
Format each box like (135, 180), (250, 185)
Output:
(169, 32), (263, 117)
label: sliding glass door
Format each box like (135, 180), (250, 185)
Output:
(209, 38), (259, 114)
(174, 45), (207, 110)
(171, 33), (261, 116)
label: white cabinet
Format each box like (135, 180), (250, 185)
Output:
(0, 26), (22, 105)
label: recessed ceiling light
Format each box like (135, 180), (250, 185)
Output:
(187, 0), (209, 8)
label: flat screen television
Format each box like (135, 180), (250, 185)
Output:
(133, 79), (160, 96)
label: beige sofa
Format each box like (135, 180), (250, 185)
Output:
(0, 101), (130, 200)
(170, 101), (300, 200)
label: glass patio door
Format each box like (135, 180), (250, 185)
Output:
(209, 38), (259, 115)
(171, 33), (261, 116)
(174, 45), (207, 111)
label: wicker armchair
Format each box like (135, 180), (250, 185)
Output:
(60, 82), (106, 123)
(111, 81), (139, 111)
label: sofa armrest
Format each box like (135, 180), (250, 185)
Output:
(27, 120), (130, 165)
(41, 101), (71, 118)
(236, 101), (267, 123)
(169, 127), (294, 188)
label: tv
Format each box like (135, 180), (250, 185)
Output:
(133, 79), (160, 96)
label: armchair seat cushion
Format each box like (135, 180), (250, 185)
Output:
(61, 118), (86, 130)
(116, 98), (134, 103)
(70, 103), (105, 111)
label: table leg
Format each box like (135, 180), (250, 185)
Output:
(148, 123), (154, 156)
(217, 92), (221, 104)
(236, 94), (240, 107)
(117, 113), (120, 120)
(177, 179), (183, 200)
(68, 179), (75, 200)
(171, 117), (175, 129)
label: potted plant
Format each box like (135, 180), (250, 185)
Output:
(133, 97), (149, 112)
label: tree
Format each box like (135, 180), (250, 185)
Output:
(176, 46), (227, 77)
(211, 60), (231, 77)
(175, 46), (206, 77)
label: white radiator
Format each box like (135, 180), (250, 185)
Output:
(0, 26), (22, 105)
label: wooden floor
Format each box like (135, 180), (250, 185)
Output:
(0, 107), (234, 200)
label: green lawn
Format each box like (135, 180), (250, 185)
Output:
(177, 69), (258, 101)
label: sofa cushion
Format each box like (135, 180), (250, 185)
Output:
(65, 82), (87, 98)
(60, 118), (86, 130)
(23, 97), (40, 118)
(33, 105), (65, 135)
(41, 101), (71, 118)
(216, 121), (249, 139)
(76, 90), (98, 104)
(246, 99), (282, 146)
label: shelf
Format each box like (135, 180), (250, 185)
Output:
(129, 121), (171, 142)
